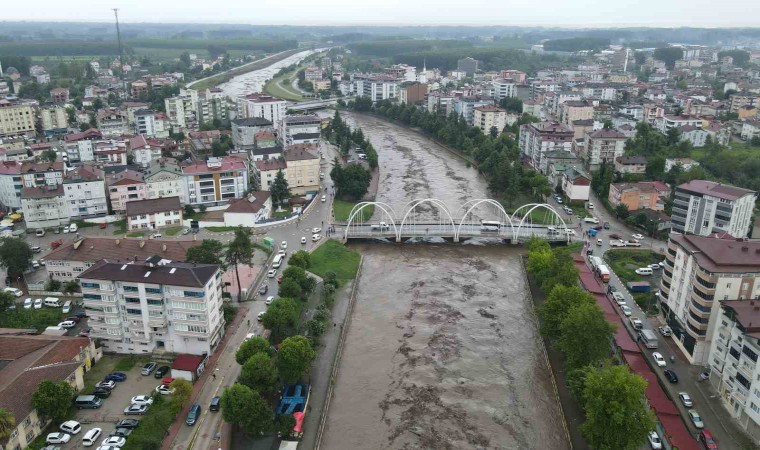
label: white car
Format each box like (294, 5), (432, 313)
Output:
(59, 420), (82, 435)
(311, 227), (322, 234)
(151, 232), (162, 239)
(257, 311), (265, 322)
(23, 298), (32, 309)
(101, 436), (126, 447)
(96, 380), (115, 390)
(635, 268), (653, 275)
(3, 287), (22, 297)
(278, 249), (286, 256)
(321, 195), (326, 202)
(312, 233), (321, 242)
(267, 269), (277, 278)
(265, 296), (275, 305)
(612, 292), (626, 306)
(32, 260), (40, 269)
(34, 298), (43, 309)
(82, 427), (102, 446)
(688, 409), (704, 429)
(130, 395), (154, 406)
(587, 202), (594, 209)
(632, 233), (645, 240)
(301, 236), (307, 244)
(648, 431), (662, 449)
(281, 241), (288, 249)
(620, 305), (633, 316)
(678, 392), (693, 407)
(46, 432), (71, 444)
(69, 223), (78, 233)
(58, 320), (77, 329)
(652, 352), (667, 367)
(155, 385), (175, 395)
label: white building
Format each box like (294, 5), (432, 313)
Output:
(181, 157), (249, 206)
(164, 89), (198, 131)
(660, 235), (760, 365)
(655, 115), (703, 134)
(280, 115), (321, 147)
(20, 162), (64, 188)
(678, 125), (709, 147)
(236, 93), (286, 125)
(473, 105), (507, 135)
(352, 74), (399, 102)
(20, 185), (69, 230)
(672, 180), (757, 238)
(253, 159), (287, 192)
(63, 166), (108, 219)
(231, 117), (273, 151)
(129, 135), (162, 168)
(126, 196), (183, 231)
(40, 106), (68, 133)
(223, 192), (272, 227)
(0, 161), (23, 210)
(78, 258), (225, 356)
(583, 128), (627, 171)
(492, 78), (516, 101)
(519, 122), (575, 174)
(145, 159), (185, 203)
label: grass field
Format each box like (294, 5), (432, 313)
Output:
(264, 72), (305, 101)
(333, 200), (374, 222)
(164, 226), (183, 237)
(127, 231), (145, 238)
(0, 307), (64, 332)
(309, 239), (361, 282)
(206, 226), (239, 232)
(604, 249), (661, 285)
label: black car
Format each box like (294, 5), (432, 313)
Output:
(664, 369), (678, 383)
(603, 222), (610, 230)
(210, 396), (221, 412)
(110, 427), (133, 438)
(258, 284), (268, 295)
(154, 365), (170, 379)
(73, 311), (88, 319)
(586, 248), (593, 255)
(115, 419), (140, 429)
(92, 388), (111, 399)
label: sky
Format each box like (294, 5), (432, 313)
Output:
(3, 0), (760, 27)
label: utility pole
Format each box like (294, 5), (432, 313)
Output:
(113, 8), (125, 88)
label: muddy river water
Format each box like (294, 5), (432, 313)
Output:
(320, 114), (569, 449)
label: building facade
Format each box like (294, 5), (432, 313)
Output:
(0, 98), (36, 138)
(21, 185), (69, 230)
(518, 121), (574, 174)
(583, 129), (627, 171)
(236, 93), (286, 125)
(63, 166), (108, 219)
(126, 196), (183, 231)
(672, 180), (757, 238)
(608, 181), (670, 211)
(473, 105), (507, 134)
(181, 157), (249, 206)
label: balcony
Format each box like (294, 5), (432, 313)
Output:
(148, 317), (167, 328)
(692, 285), (715, 301)
(693, 280), (716, 296)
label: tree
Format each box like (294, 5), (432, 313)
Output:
(0, 237), (33, 277)
(331, 163), (371, 201)
(541, 250), (580, 293)
(615, 204), (630, 220)
(41, 149), (58, 162)
(653, 47), (684, 70)
(0, 407), (15, 442)
(238, 353), (279, 395)
(235, 336), (273, 365)
(557, 302), (615, 369)
(645, 156), (666, 179)
(665, 127), (681, 146)
(186, 239), (225, 266)
(169, 378), (193, 410)
(581, 366), (656, 450)
(220, 384), (273, 434)
(274, 414), (296, 439)
(288, 250), (311, 269)
(0, 291), (15, 312)
(537, 285), (595, 340)
(32, 380), (74, 423)
(276, 336), (316, 383)
(278, 278), (302, 300)
(63, 280), (80, 293)
(225, 229), (253, 301)
(262, 298), (299, 338)
(270, 169), (291, 207)
(566, 365), (596, 403)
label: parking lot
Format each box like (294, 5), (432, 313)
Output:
(64, 357), (164, 447)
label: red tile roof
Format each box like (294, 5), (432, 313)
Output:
(172, 354), (205, 371)
(182, 157), (246, 174)
(677, 180), (755, 201)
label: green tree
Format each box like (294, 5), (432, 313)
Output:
(0, 237), (33, 277)
(274, 414), (296, 439)
(31, 380), (74, 423)
(225, 228), (253, 301)
(186, 239), (225, 266)
(665, 127), (681, 146)
(261, 298), (299, 338)
(220, 384), (273, 434)
(235, 336), (273, 365)
(653, 47), (684, 69)
(278, 278), (302, 300)
(331, 163), (371, 201)
(270, 169), (291, 207)
(41, 149), (58, 162)
(566, 365), (596, 403)
(169, 378), (193, 410)
(537, 285), (596, 340)
(238, 353), (279, 395)
(541, 250), (580, 293)
(557, 303), (615, 369)
(615, 203), (630, 220)
(63, 280), (80, 293)
(582, 365), (656, 450)
(0, 291), (15, 311)
(0, 407), (16, 441)
(276, 336), (316, 383)
(288, 250), (311, 269)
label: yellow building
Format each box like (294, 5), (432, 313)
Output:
(284, 146), (321, 195)
(473, 105), (507, 135)
(0, 99), (36, 137)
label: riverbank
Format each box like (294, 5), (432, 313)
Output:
(187, 48), (302, 91)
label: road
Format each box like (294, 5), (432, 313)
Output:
(570, 192), (752, 450)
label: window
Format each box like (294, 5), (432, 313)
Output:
(83, 293), (102, 300)
(25, 431), (35, 444)
(145, 287), (162, 294)
(183, 291), (205, 298)
(124, 297), (140, 304)
(126, 308), (142, 315)
(123, 286), (138, 292)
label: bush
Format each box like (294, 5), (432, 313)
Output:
(45, 279), (62, 292)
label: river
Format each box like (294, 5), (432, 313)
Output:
(215, 49), (316, 99)
(320, 113), (569, 449)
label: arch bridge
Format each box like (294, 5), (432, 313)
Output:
(339, 198), (573, 244)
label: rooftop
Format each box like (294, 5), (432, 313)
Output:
(45, 237), (201, 263)
(284, 147), (318, 162)
(616, 156), (648, 165)
(284, 114), (321, 124)
(21, 184), (63, 199)
(79, 259), (219, 288)
(588, 129), (627, 139)
(611, 181), (669, 193)
(182, 157), (246, 175)
(473, 105), (506, 113)
(677, 180), (756, 201)
(125, 196), (182, 217)
(226, 192), (272, 214)
(720, 300), (760, 338)
(232, 117), (273, 127)
(671, 234), (760, 273)
(255, 159), (287, 172)
(64, 165), (103, 183)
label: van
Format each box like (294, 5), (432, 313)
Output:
(82, 427), (101, 446)
(44, 297), (62, 308)
(186, 404), (201, 426)
(583, 217), (600, 224)
(597, 265), (611, 283)
(62, 300), (72, 314)
(272, 254), (283, 269)
(69, 223), (78, 233)
(209, 396), (221, 412)
(639, 329), (659, 349)
(75, 395), (103, 409)
(635, 267), (653, 276)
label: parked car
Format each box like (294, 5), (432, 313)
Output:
(124, 403), (149, 415)
(311, 227), (322, 234)
(649, 264), (661, 270)
(115, 419), (140, 429)
(69, 223), (78, 233)
(154, 366), (170, 378)
(141, 362), (157, 376)
(659, 326), (672, 337)
(629, 317), (643, 330)
(23, 298), (32, 309)
(664, 369), (679, 383)
(698, 430), (718, 449)
(99, 223), (107, 229)
(182, 228), (191, 235)
(620, 305), (633, 316)
(155, 385), (175, 395)
(59, 420), (82, 435)
(109, 428), (133, 438)
(652, 352), (667, 367)
(635, 267), (653, 275)
(101, 437), (126, 447)
(281, 240), (288, 249)
(257, 311), (265, 322)
(609, 233), (621, 240)
(34, 298), (43, 309)
(58, 320), (76, 329)
(130, 395), (154, 406)
(105, 372), (127, 382)
(648, 431), (663, 449)
(4, 287), (23, 297)
(632, 233), (645, 240)
(267, 269), (277, 278)
(612, 292), (626, 306)
(95, 380), (115, 390)
(259, 284), (268, 295)
(31, 246), (42, 253)
(678, 392), (693, 407)
(46, 432), (71, 444)
(93, 388), (112, 399)
(312, 233), (321, 242)
(82, 427), (102, 447)
(265, 296), (275, 305)
(688, 409), (704, 428)
(301, 236), (307, 244)
(603, 221), (610, 229)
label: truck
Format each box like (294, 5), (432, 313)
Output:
(597, 265), (611, 283)
(371, 222), (390, 230)
(639, 329), (659, 349)
(627, 281), (651, 293)
(588, 256), (603, 271)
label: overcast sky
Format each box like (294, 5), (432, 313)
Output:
(4, 0), (759, 27)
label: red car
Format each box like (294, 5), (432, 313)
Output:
(99, 223), (107, 229)
(161, 377), (175, 386)
(698, 430), (718, 449)
(277, 275), (283, 284)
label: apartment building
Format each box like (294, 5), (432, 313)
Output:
(707, 300), (760, 441)
(561, 101), (594, 126)
(660, 234), (760, 365)
(399, 82), (428, 104)
(729, 93), (759, 114)
(181, 156), (249, 206)
(0, 98), (36, 138)
(236, 93), (286, 125)
(164, 89), (198, 131)
(96, 108), (129, 137)
(473, 105), (507, 135)
(352, 74), (399, 102)
(63, 165), (108, 219)
(79, 258), (225, 355)
(519, 121), (574, 174)
(21, 185), (69, 230)
(456, 57), (478, 76)
(492, 78), (516, 101)
(145, 159), (185, 203)
(62, 128), (102, 163)
(108, 170), (147, 213)
(40, 106), (68, 134)
(672, 180), (757, 238)
(134, 109), (168, 138)
(655, 115), (704, 134)
(20, 162), (64, 188)
(608, 181), (670, 211)
(614, 156), (648, 174)
(280, 115), (321, 147)
(451, 97), (492, 126)
(0, 161), (23, 210)
(126, 196), (183, 231)
(583, 128), (627, 171)
(231, 117), (273, 151)
(284, 147), (320, 195)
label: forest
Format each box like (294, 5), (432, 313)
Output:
(542, 37), (611, 52)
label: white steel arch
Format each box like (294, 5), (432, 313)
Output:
(344, 201), (399, 240)
(398, 198), (457, 241)
(456, 198), (515, 241)
(513, 203), (569, 242)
